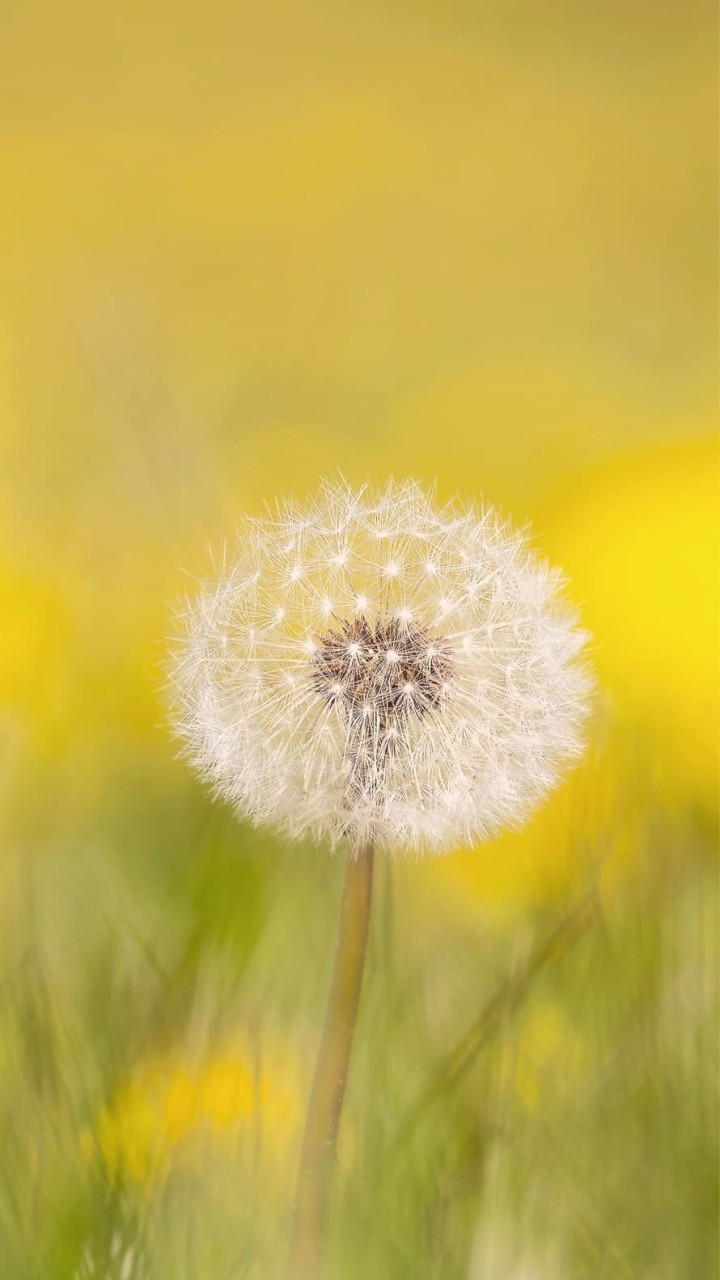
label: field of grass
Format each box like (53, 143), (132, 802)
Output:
(0, 1), (717, 1275)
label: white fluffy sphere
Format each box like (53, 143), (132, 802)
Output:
(168, 480), (592, 855)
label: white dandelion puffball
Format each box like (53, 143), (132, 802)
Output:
(168, 479), (593, 855)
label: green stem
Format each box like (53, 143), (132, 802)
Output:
(290, 842), (375, 1277)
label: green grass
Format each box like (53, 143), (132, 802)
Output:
(0, 755), (717, 1279)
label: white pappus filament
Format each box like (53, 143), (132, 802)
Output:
(168, 478), (593, 855)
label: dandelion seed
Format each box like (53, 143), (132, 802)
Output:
(168, 478), (592, 855)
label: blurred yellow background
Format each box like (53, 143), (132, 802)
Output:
(1, 0), (715, 888)
(0, 4), (717, 1276)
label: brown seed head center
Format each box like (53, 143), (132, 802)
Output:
(311, 614), (454, 724)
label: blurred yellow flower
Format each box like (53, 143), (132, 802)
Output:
(0, 560), (71, 736)
(497, 1001), (588, 1114)
(542, 434), (719, 806)
(86, 1039), (302, 1190)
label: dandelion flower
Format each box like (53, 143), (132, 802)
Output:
(167, 477), (593, 1276)
(169, 478), (591, 855)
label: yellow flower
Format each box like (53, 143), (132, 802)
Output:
(497, 1001), (588, 1114)
(86, 1039), (301, 1190)
(542, 434), (718, 806)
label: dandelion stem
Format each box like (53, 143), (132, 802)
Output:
(290, 841), (375, 1277)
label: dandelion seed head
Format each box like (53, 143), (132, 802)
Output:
(168, 479), (593, 854)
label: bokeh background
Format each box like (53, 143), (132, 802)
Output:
(0, 2), (717, 1277)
